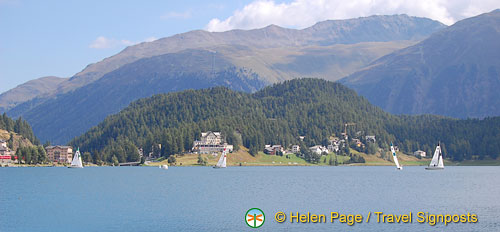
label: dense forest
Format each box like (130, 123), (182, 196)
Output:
(0, 113), (46, 164)
(69, 79), (500, 163)
(0, 113), (39, 145)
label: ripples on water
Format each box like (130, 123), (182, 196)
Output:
(1, 166), (499, 231)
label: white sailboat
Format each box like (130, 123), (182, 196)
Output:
(426, 142), (444, 170)
(390, 142), (403, 170)
(69, 148), (83, 168)
(213, 149), (227, 168)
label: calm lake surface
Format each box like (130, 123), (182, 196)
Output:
(1, 166), (499, 231)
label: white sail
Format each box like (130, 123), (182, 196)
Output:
(222, 153), (226, 167)
(426, 143), (444, 170)
(70, 148), (83, 168)
(438, 154), (444, 168)
(390, 143), (402, 170)
(214, 149), (227, 168)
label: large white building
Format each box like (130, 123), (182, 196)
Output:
(194, 132), (222, 145)
(46, 146), (73, 163)
(309, 145), (328, 155)
(414, 150), (426, 157)
(192, 131), (233, 154)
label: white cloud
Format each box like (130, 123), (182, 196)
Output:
(89, 36), (157, 49)
(161, 10), (192, 20)
(206, 0), (500, 32)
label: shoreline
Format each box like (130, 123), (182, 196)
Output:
(3, 162), (500, 167)
(3, 151), (499, 167)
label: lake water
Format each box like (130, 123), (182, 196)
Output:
(1, 166), (499, 231)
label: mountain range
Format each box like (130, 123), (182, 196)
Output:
(0, 76), (65, 112)
(340, 9), (500, 118)
(2, 14), (445, 144)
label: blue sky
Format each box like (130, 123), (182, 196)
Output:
(1, 0), (499, 93)
(0, 0), (256, 93)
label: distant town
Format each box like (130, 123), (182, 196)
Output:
(1, 128), (430, 167)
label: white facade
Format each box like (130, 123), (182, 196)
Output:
(309, 145), (328, 155)
(202, 132), (221, 144)
(291, 145), (300, 154)
(0, 139), (6, 148)
(327, 144), (339, 152)
(192, 131), (233, 154)
(414, 150), (426, 157)
(365, 135), (376, 143)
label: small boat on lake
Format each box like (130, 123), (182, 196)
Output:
(213, 149), (227, 168)
(69, 148), (83, 168)
(159, 164), (168, 170)
(426, 143), (444, 170)
(390, 142), (402, 170)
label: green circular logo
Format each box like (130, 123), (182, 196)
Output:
(245, 208), (265, 228)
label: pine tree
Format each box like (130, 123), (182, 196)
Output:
(111, 155), (119, 166)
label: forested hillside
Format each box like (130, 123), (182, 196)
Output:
(70, 79), (500, 164)
(0, 113), (39, 145)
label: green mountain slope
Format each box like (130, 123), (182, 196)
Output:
(0, 113), (39, 146)
(70, 79), (500, 163)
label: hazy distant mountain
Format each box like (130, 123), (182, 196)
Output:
(71, 14), (443, 86)
(340, 9), (500, 118)
(10, 50), (267, 144)
(8, 42), (418, 144)
(2, 14), (443, 115)
(5, 14), (445, 143)
(0, 76), (66, 113)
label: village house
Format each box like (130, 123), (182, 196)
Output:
(264, 145), (284, 155)
(0, 146), (8, 155)
(353, 139), (363, 147)
(327, 144), (339, 153)
(309, 145), (328, 155)
(192, 131), (233, 154)
(0, 147), (14, 164)
(365, 135), (376, 143)
(147, 144), (162, 158)
(327, 138), (341, 152)
(340, 132), (348, 140)
(330, 137), (340, 144)
(414, 150), (426, 157)
(45, 146), (73, 163)
(291, 145), (300, 154)
(0, 140), (16, 164)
